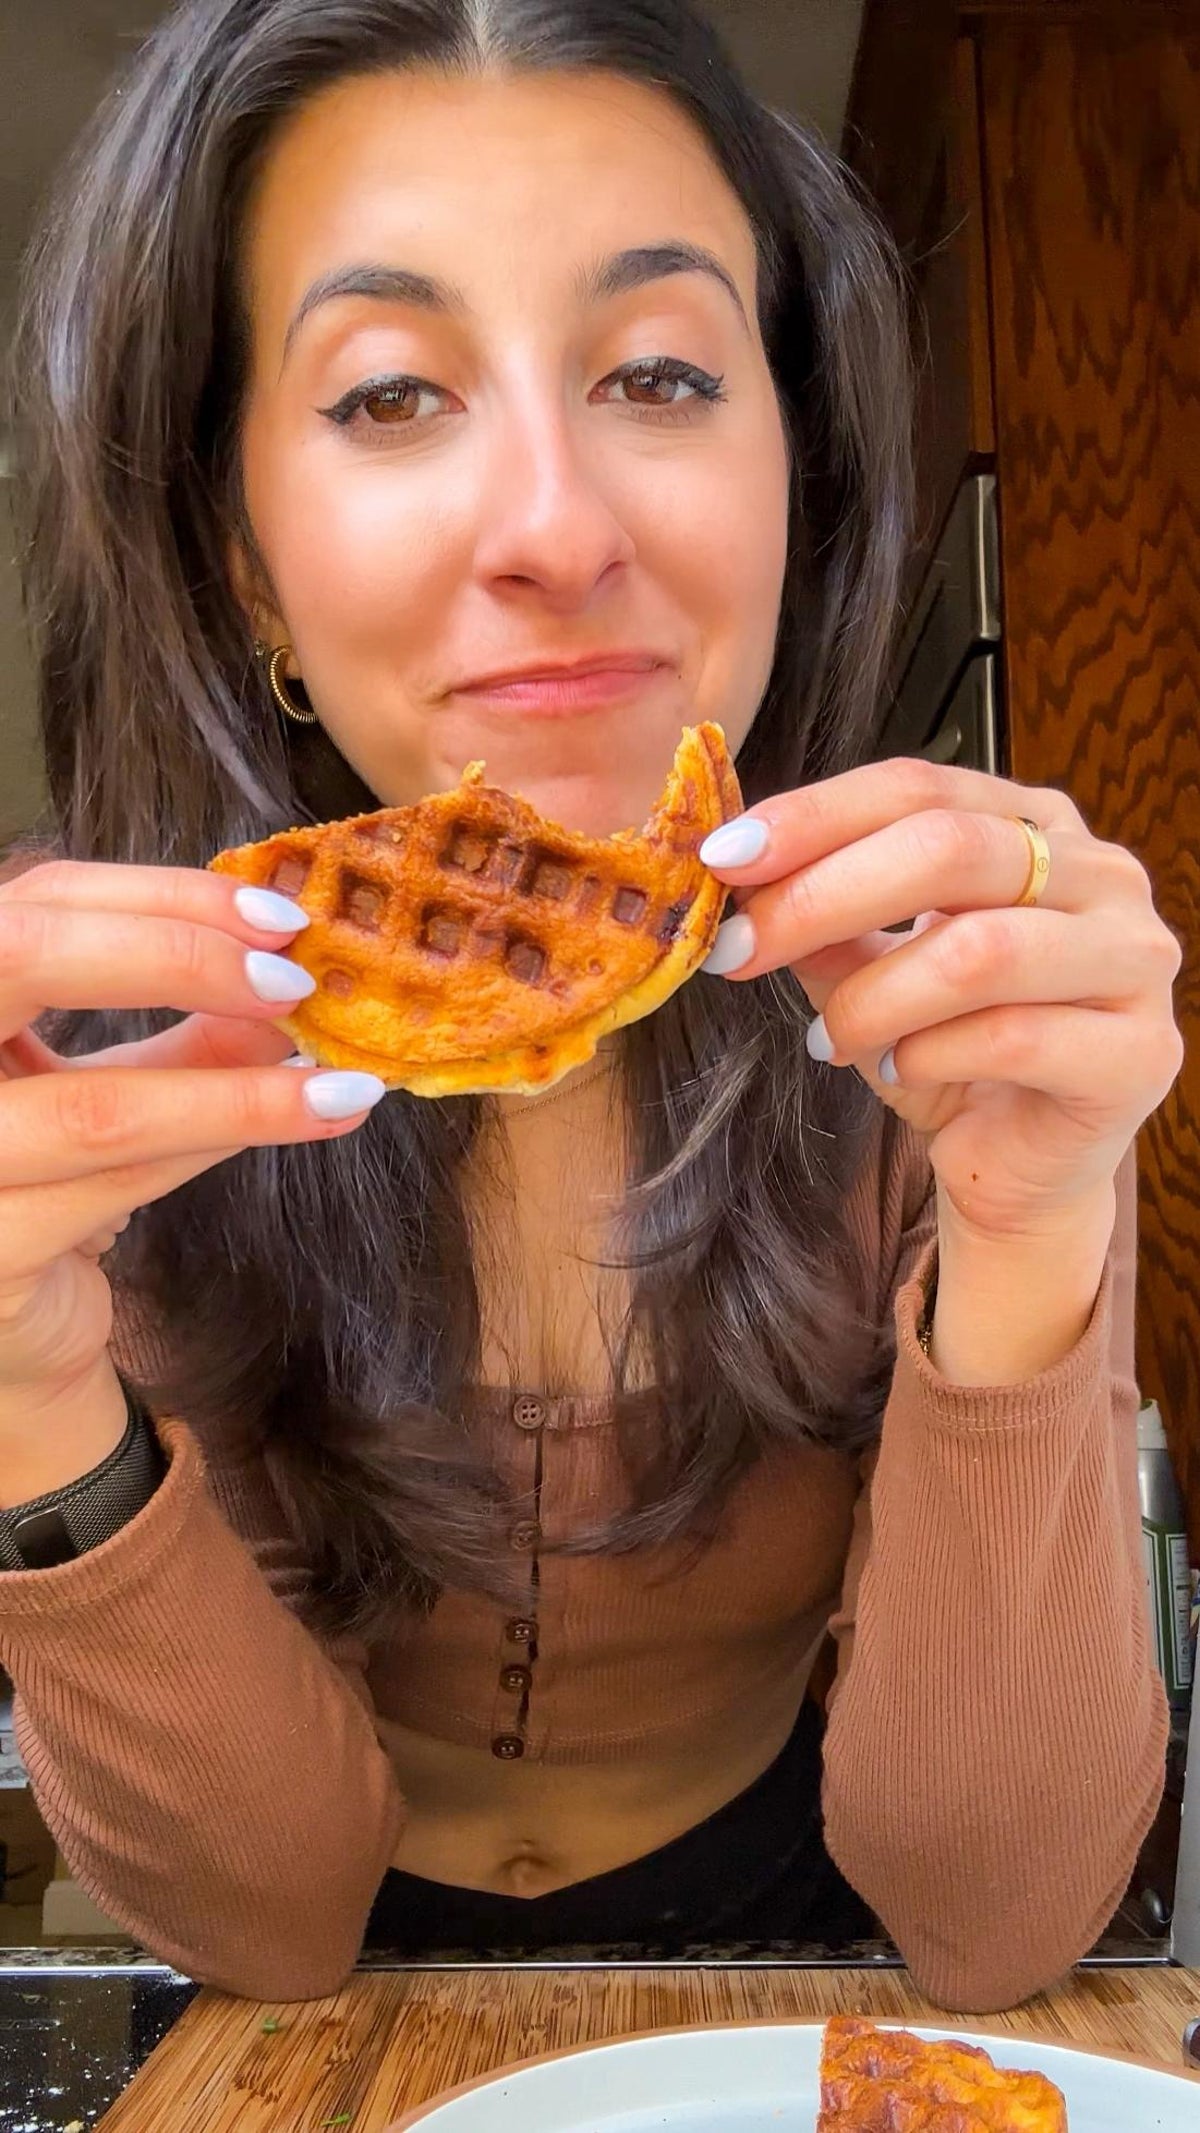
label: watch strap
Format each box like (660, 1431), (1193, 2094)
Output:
(0, 1381), (166, 1571)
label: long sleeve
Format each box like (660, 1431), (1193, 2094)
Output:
(823, 1138), (1168, 2011)
(0, 1418), (406, 1999)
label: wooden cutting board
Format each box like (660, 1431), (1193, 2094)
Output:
(95, 1964), (1200, 2130)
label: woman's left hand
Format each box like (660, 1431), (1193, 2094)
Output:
(699, 759), (1184, 1240)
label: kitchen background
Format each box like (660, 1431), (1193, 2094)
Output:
(1, 0), (1198, 1969)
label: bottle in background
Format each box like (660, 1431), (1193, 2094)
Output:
(1137, 1396), (1193, 1713)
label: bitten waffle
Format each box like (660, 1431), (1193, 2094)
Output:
(209, 722), (741, 1096)
(818, 2016), (1068, 2131)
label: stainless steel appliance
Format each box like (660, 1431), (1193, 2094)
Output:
(876, 472), (1002, 774)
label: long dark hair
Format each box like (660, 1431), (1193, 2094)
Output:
(8, 0), (916, 1635)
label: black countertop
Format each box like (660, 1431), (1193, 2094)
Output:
(0, 1934), (1171, 2133)
(0, 1963), (197, 2133)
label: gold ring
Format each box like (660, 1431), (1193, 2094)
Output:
(1012, 816), (1052, 907)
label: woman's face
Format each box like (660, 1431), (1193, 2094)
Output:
(234, 67), (790, 833)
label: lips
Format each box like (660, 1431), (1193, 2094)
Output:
(453, 652), (665, 692)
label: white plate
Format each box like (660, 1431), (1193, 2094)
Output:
(391, 2021), (1199, 2131)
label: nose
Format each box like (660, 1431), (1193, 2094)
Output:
(471, 397), (635, 608)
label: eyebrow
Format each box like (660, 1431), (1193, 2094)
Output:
(578, 242), (748, 326)
(282, 264), (465, 365)
(280, 240), (748, 365)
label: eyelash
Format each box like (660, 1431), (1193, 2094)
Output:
(317, 357), (728, 435)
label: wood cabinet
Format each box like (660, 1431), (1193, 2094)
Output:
(845, 0), (1200, 1550)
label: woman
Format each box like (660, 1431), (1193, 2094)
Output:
(0, 0), (1182, 2009)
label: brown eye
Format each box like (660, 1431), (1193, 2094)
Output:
(623, 367), (680, 405)
(362, 382), (421, 423)
(320, 375), (454, 429)
(592, 359), (726, 415)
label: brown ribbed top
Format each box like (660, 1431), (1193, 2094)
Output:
(0, 1114), (1165, 2012)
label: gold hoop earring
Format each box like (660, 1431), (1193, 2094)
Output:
(266, 644), (319, 727)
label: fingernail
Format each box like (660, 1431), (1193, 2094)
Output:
(878, 1046), (900, 1085)
(245, 949), (318, 1002)
(235, 885), (311, 932)
(701, 913), (756, 976)
(699, 816), (769, 869)
(303, 1071), (387, 1119)
(805, 1014), (836, 1062)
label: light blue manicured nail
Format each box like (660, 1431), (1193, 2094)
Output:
(245, 949), (318, 1002)
(303, 1071), (387, 1119)
(702, 913), (756, 976)
(805, 1014), (836, 1062)
(878, 1047), (900, 1085)
(235, 885), (311, 932)
(699, 816), (769, 869)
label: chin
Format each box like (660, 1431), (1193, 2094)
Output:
(534, 768), (656, 833)
(425, 721), (683, 837)
(517, 769), (673, 839)
(350, 759), (661, 835)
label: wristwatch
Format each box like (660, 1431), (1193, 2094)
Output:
(0, 1380), (166, 1571)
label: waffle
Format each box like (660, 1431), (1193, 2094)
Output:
(208, 722), (741, 1096)
(818, 2017), (1068, 2130)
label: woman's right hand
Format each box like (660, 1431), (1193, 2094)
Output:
(0, 858), (385, 1398)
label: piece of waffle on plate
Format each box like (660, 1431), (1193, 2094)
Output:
(818, 2016), (1069, 2130)
(209, 721), (740, 1096)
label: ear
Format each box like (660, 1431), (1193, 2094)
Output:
(226, 532), (285, 650)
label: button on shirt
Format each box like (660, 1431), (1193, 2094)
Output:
(365, 1384), (862, 1769)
